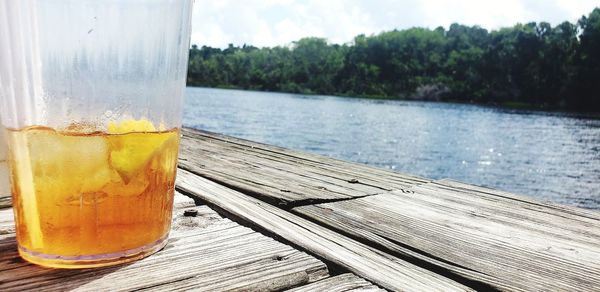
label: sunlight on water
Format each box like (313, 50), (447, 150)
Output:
(184, 87), (600, 210)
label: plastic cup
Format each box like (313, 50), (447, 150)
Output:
(0, 0), (193, 268)
(0, 119), (8, 197)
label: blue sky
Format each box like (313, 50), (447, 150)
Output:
(191, 0), (599, 48)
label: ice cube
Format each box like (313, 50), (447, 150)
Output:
(20, 128), (114, 199)
(103, 170), (150, 197)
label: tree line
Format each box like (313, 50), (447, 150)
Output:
(188, 8), (600, 112)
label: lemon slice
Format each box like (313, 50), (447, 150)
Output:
(107, 119), (175, 183)
(108, 119), (157, 134)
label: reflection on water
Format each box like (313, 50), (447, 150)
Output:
(184, 87), (600, 210)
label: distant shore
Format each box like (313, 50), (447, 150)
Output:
(187, 7), (600, 114)
(186, 84), (600, 118)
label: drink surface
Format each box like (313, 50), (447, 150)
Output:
(7, 121), (179, 261)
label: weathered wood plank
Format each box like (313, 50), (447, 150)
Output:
(293, 179), (600, 291)
(0, 207), (13, 235)
(286, 273), (384, 292)
(0, 160), (9, 209)
(0, 196), (11, 210)
(0, 192), (329, 291)
(176, 169), (472, 292)
(179, 128), (429, 205)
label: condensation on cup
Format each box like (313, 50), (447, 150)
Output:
(0, 0), (193, 269)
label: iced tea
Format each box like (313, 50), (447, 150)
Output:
(7, 120), (179, 268)
(0, 125), (8, 196)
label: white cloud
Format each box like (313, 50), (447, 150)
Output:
(190, 0), (599, 48)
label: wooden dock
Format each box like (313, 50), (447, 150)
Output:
(1, 127), (600, 291)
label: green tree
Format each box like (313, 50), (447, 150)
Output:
(186, 7), (600, 112)
(571, 8), (600, 111)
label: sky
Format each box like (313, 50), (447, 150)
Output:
(190, 0), (599, 48)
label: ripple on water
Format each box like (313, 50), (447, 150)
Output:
(184, 87), (600, 211)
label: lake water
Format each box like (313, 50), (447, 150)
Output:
(183, 87), (600, 210)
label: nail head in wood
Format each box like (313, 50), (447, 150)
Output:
(183, 209), (198, 217)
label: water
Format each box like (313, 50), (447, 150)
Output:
(183, 87), (600, 210)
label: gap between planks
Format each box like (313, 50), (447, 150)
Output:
(293, 179), (600, 291)
(179, 128), (429, 206)
(176, 168), (472, 292)
(0, 192), (330, 292)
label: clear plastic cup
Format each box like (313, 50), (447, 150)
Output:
(0, 117), (8, 197)
(0, 0), (193, 268)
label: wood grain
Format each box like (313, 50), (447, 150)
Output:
(293, 179), (600, 291)
(0, 197), (10, 210)
(0, 193), (329, 291)
(286, 273), (384, 292)
(177, 169), (472, 292)
(0, 207), (13, 235)
(0, 160), (9, 209)
(179, 128), (429, 205)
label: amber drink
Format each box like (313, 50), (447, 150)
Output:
(0, 0), (192, 268)
(8, 121), (180, 268)
(0, 124), (8, 197)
